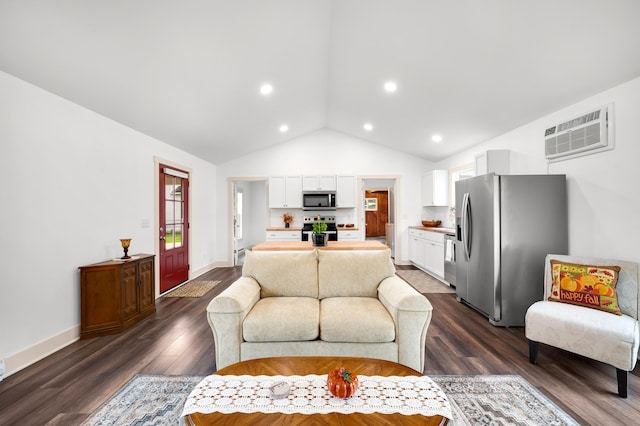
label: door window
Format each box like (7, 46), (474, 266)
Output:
(164, 176), (184, 249)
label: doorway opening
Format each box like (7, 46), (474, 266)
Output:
(364, 189), (389, 242)
(229, 178), (269, 266)
(361, 177), (399, 259)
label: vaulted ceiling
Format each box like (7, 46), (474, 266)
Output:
(2, 0), (640, 165)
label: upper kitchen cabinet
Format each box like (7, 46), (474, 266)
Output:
(269, 176), (302, 208)
(302, 175), (337, 191)
(422, 170), (449, 206)
(336, 175), (357, 208)
(474, 149), (510, 176)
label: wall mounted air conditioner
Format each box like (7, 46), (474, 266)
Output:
(544, 103), (614, 162)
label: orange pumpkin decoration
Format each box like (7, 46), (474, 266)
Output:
(327, 367), (359, 398)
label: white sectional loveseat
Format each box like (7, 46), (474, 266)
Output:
(207, 249), (433, 372)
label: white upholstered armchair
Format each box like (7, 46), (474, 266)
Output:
(525, 254), (639, 398)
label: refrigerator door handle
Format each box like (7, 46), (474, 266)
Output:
(492, 174), (502, 322)
(461, 192), (472, 260)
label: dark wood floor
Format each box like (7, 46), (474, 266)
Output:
(0, 265), (638, 425)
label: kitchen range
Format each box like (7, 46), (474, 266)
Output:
(301, 215), (338, 241)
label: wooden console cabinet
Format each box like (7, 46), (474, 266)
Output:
(79, 254), (156, 339)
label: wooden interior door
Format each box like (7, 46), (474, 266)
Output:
(365, 190), (389, 237)
(159, 165), (189, 293)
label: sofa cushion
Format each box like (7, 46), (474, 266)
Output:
(318, 249), (396, 298)
(243, 250), (318, 298)
(320, 297), (395, 343)
(548, 260), (622, 315)
(243, 297), (319, 342)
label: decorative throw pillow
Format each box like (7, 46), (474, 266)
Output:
(548, 260), (621, 315)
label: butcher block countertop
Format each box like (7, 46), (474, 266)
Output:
(266, 227), (303, 231)
(409, 226), (456, 235)
(252, 241), (388, 251)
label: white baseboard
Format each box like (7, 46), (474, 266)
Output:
(190, 262), (218, 278)
(4, 325), (80, 378)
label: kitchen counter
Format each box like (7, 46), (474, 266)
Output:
(337, 226), (359, 231)
(252, 240), (388, 251)
(266, 227), (303, 231)
(409, 225), (456, 236)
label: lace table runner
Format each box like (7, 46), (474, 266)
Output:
(181, 374), (452, 419)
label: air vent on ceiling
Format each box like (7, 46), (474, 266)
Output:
(544, 103), (614, 162)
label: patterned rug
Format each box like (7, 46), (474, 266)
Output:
(80, 375), (201, 426)
(163, 280), (221, 297)
(80, 374), (579, 425)
(396, 269), (455, 294)
(431, 375), (579, 426)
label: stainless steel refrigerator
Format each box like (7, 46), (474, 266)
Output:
(455, 173), (568, 326)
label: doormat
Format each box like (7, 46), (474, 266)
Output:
(80, 374), (579, 426)
(396, 269), (455, 294)
(163, 280), (221, 298)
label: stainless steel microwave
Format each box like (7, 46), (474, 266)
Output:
(302, 191), (336, 210)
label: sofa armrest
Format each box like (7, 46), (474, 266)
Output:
(206, 276), (261, 370)
(378, 276), (433, 372)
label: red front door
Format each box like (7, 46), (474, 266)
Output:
(159, 165), (189, 293)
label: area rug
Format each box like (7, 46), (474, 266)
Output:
(163, 280), (220, 297)
(81, 374), (579, 425)
(396, 269), (455, 294)
(80, 375), (202, 426)
(431, 375), (580, 426)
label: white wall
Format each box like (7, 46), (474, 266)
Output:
(434, 76), (640, 264)
(216, 129), (433, 263)
(0, 71), (218, 375)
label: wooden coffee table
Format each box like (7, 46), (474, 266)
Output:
(184, 356), (449, 425)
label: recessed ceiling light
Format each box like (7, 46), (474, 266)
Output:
(260, 84), (273, 95)
(431, 134), (443, 143)
(363, 123), (373, 131)
(279, 124), (289, 133)
(384, 81), (397, 93)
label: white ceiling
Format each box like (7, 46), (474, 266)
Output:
(2, 0), (640, 165)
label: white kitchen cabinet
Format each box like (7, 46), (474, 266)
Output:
(408, 228), (445, 279)
(422, 170), (448, 206)
(268, 176), (302, 208)
(474, 149), (510, 176)
(338, 229), (361, 241)
(265, 230), (301, 241)
(336, 175), (357, 208)
(302, 175), (336, 191)
(409, 231), (426, 267)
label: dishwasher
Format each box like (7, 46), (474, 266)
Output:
(443, 234), (456, 287)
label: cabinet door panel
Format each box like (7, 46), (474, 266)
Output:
(82, 269), (120, 331)
(318, 175), (336, 191)
(121, 264), (139, 322)
(336, 176), (356, 207)
(139, 258), (155, 314)
(268, 177), (286, 208)
(422, 170), (448, 206)
(425, 242), (444, 277)
(410, 238), (426, 267)
(285, 176), (302, 207)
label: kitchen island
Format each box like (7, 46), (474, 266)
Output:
(251, 240), (388, 251)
